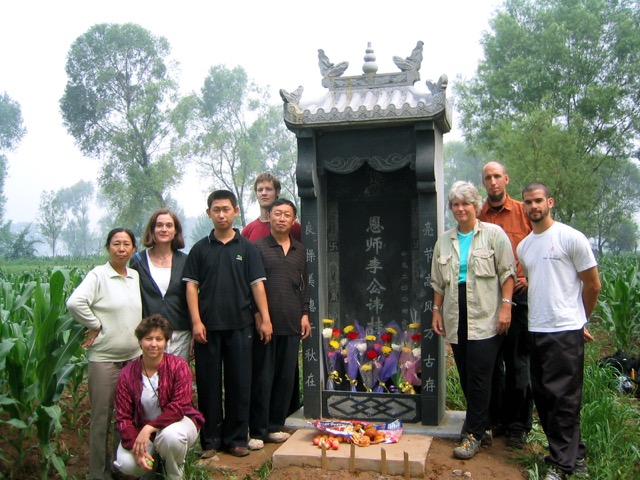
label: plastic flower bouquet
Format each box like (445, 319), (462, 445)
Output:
(374, 322), (402, 393)
(322, 319), (343, 390)
(395, 322), (421, 393)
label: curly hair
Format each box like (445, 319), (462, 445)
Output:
(134, 314), (173, 342)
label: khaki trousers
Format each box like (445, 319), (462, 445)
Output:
(88, 361), (129, 480)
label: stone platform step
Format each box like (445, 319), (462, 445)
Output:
(272, 429), (432, 477)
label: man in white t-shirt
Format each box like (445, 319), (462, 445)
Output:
(517, 182), (601, 480)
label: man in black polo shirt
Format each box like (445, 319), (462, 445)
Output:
(183, 190), (272, 459)
(249, 198), (310, 447)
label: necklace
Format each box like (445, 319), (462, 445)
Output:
(142, 360), (159, 398)
(152, 249), (172, 265)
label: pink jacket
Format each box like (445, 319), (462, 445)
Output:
(115, 354), (204, 449)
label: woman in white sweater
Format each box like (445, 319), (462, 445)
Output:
(67, 228), (143, 480)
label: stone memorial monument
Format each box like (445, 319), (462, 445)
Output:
(280, 42), (451, 425)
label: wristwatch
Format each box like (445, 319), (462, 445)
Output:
(502, 297), (517, 306)
(432, 305), (441, 311)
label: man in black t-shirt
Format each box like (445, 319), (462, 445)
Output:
(183, 190), (272, 459)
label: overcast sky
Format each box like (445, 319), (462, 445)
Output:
(1, 0), (501, 223)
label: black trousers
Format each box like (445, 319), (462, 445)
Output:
(250, 334), (300, 439)
(194, 325), (253, 450)
(530, 329), (586, 474)
(489, 289), (533, 432)
(452, 285), (503, 439)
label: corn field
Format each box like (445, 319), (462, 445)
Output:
(0, 268), (86, 479)
(0, 256), (639, 479)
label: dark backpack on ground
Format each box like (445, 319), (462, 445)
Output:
(600, 350), (640, 397)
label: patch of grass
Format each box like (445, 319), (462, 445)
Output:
(445, 359), (466, 411)
(248, 460), (272, 479)
(521, 339), (640, 480)
(182, 450), (213, 479)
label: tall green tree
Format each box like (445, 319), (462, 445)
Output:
(36, 190), (66, 257)
(608, 217), (638, 254)
(443, 141), (485, 192)
(190, 213), (214, 245)
(175, 65), (283, 227)
(57, 180), (96, 256)
(254, 105), (299, 212)
(60, 23), (182, 234)
(456, 0), (640, 246)
(442, 141), (486, 229)
(0, 92), (26, 239)
(6, 224), (39, 259)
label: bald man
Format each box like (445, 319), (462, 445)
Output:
(478, 162), (533, 449)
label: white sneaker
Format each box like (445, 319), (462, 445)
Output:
(248, 438), (264, 450)
(266, 431), (291, 443)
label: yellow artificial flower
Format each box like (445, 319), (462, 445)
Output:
(385, 327), (397, 335)
(408, 323), (420, 329)
(365, 335), (377, 341)
(381, 346), (392, 355)
(329, 340), (340, 349)
(322, 318), (334, 325)
(360, 364), (372, 371)
(343, 325), (355, 333)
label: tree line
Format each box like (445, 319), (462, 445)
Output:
(1, 0), (640, 257)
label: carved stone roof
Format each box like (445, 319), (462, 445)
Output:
(280, 42), (452, 132)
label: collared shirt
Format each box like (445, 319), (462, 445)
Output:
(431, 221), (516, 343)
(66, 262), (142, 362)
(242, 217), (302, 242)
(254, 234), (310, 336)
(478, 194), (532, 280)
(183, 229), (266, 330)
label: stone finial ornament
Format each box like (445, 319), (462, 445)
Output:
(362, 42), (378, 75)
(392, 41), (424, 72)
(282, 40), (450, 134)
(318, 49), (349, 78)
(279, 85), (304, 104)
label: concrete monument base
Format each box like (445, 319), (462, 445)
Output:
(272, 429), (432, 478)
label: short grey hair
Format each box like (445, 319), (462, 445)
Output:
(448, 181), (482, 213)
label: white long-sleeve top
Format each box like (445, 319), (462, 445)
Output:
(67, 262), (142, 362)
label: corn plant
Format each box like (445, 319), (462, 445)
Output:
(0, 269), (85, 480)
(59, 356), (89, 442)
(594, 257), (640, 351)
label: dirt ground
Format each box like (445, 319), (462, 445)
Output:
(194, 433), (528, 480)
(0, 390), (528, 480)
(0, 418), (529, 480)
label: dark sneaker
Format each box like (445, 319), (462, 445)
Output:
(481, 430), (493, 448)
(507, 429), (527, 449)
(491, 424), (508, 438)
(543, 466), (566, 480)
(453, 434), (480, 460)
(573, 458), (589, 478)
